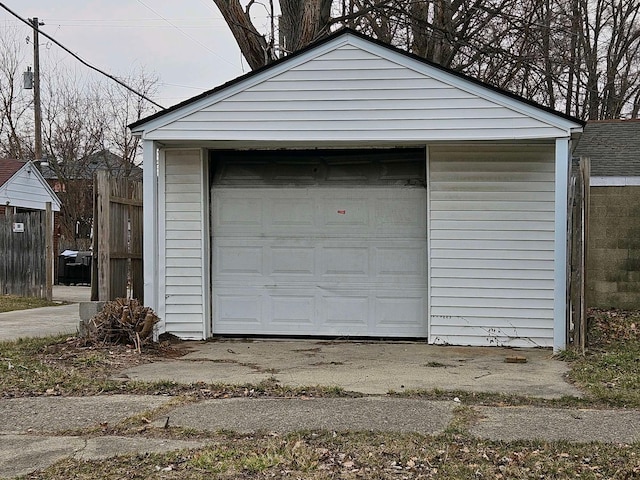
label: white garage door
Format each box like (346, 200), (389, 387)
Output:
(211, 152), (428, 337)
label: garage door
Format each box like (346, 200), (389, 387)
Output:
(211, 149), (428, 337)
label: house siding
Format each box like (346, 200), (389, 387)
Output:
(0, 164), (60, 211)
(162, 150), (206, 339)
(146, 43), (568, 142)
(428, 145), (556, 347)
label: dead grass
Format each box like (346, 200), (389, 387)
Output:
(0, 295), (59, 313)
(1, 309), (638, 408)
(7, 311), (640, 478)
(568, 309), (640, 407)
(0, 335), (359, 399)
(22, 431), (640, 479)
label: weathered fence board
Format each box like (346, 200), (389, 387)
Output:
(568, 156), (590, 353)
(92, 171), (143, 302)
(0, 210), (47, 298)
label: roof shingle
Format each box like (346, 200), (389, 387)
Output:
(573, 120), (640, 177)
(0, 159), (26, 187)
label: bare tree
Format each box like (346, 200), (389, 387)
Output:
(212, 0), (640, 119)
(38, 64), (157, 250)
(98, 68), (159, 179)
(0, 27), (31, 159)
(577, 0), (640, 119)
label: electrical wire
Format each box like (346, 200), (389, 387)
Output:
(0, 2), (165, 110)
(136, 0), (242, 72)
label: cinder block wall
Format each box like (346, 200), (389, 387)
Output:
(587, 186), (640, 309)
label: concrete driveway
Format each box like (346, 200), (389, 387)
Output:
(121, 339), (582, 399)
(0, 285), (89, 341)
(2, 285), (581, 399)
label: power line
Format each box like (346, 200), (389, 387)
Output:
(136, 0), (242, 72)
(159, 81), (208, 90)
(0, 2), (165, 110)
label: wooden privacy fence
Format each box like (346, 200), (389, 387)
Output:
(0, 206), (53, 299)
(568, 156), (590, 353)
(92, 171), (143, 302)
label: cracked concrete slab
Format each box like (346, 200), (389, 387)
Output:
(0, 434), (83, 478)
(119, 359), (272, 386)
(121, 340), (581, 399)
(74, 435), (205, 460)
(471, 406), (640, 443)
(160, 397), (456, 434)
(0, 434), (205, 478)
(0, 395), (170, 434)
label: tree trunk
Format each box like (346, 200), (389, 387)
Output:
(213, 0), (273, 70)
(280, 0), (333, 54)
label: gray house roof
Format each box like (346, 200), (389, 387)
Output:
(573, 120), (640, 177)
(41, 150), (142, 181)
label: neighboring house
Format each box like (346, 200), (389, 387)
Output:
(0, 159), (61, 214)
(573, 120), (640, 309)
(130, 29), (584, 350)
(40, 150), (142, 251)
(41, 149), (143, 187)
(0, 158), (63, 261)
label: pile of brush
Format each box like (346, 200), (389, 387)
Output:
(83, 298), (159, 352)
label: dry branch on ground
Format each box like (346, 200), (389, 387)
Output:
(82, 298), (158, 351)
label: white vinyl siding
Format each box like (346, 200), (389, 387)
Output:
(0, 164), (60, 211)
(162, 150), (206, 339)
(146, 41), (569, 142)
(428, 145), (555, 347)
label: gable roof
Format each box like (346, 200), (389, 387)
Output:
(131, 28), (584, 135)
(0, 159), (61, 211)
(41, 150), (143, 181)
(573, 120), (640, 177)
(0, 158), (26, 187)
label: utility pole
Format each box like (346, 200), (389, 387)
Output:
(30, 17), (43, 164)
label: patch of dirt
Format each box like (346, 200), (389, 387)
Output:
(42, 336), (192, 374)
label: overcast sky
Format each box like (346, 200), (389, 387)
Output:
(0, 0), (266, 109)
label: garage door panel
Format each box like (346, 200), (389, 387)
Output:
(216, 292), (262, 326)
(214, 195), (263, 229)
(375, 246), (425, 277)
(217, 246), (263, 275)
(321, 246), (369, 276)
(322, 295), (369, 326)
(270, 246), (315, 275)
(212, 186), (427, 337)
(375, 197), (425, 231)
(271, 199), (315, 227)
(270, 294), (316, 325)
(322, 198), (369, 228)
(375, 295), (425, 327)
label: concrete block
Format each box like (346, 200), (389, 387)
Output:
(616, 281), (640, 293)
(594, 281), (618, 294)
(611, 292), (640, 310)
(628, 271), (640, 282)
(78, 302), (105, 337)
(78, 302), (105, 322)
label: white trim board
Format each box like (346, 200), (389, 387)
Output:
(591, 176), (640, 186)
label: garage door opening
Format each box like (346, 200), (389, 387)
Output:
(209, 148), (428, 337)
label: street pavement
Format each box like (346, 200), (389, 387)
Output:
(0, 395), (639, 478)
(0, 290), (638, 478)
(0, 285), (89, 341)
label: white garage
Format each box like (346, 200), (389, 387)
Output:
(131, 29), (584, 350)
